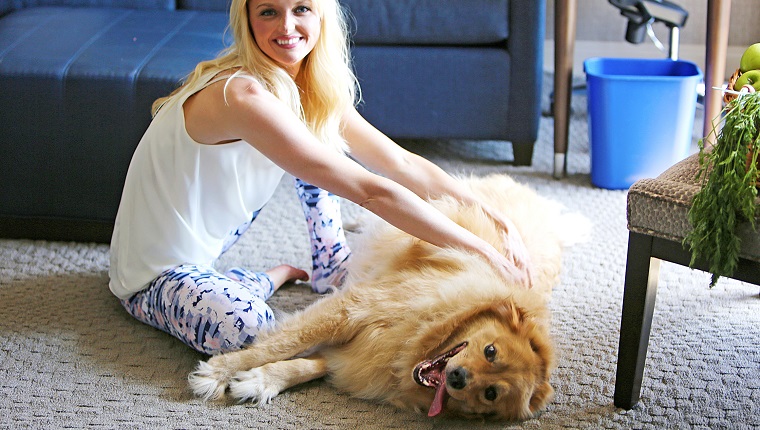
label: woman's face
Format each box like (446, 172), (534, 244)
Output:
(248, 0), (321, 78)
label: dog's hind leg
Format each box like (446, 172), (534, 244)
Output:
(228, 353), (328, 404)
(189, 293), (353, 401)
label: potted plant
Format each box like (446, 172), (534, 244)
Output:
(685, 44), (760, 286)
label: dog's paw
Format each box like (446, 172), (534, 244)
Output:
(228, 367), (282, 405)
(188, 360), (228, 402)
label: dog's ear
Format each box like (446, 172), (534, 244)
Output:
(491, 300), (525, 332)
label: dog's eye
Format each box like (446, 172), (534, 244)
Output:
(484, 344), (497, 362)
(485, 386), (498, 401)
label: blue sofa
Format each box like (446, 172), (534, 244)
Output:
(0, 0), (546, 243)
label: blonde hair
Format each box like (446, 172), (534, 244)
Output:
(152, 0), (358, 153)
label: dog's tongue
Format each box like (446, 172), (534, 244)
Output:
(428, 373), (447, 417)
(415, 342), (467, 418)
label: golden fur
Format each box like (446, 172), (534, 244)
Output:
(189, 174), (588, 420)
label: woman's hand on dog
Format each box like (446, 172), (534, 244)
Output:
(481, 244), (532, 289)
(501, 229), (533, 289)
(481, 206), (533, 289)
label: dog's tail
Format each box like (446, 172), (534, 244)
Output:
(554, 211), (592, 248)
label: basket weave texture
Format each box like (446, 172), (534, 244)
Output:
(724, 68), (743, 104)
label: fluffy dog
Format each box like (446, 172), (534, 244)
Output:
(189, 174), (589, 420)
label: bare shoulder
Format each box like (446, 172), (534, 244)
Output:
(189, 70), (271, 112)
(183, 71), (271, 145)
(216, 71), (272, 104)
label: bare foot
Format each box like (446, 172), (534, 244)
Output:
(265, 264), (309, 292)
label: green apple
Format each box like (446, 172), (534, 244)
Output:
(739, 42), (760, 73)
(734, 69), (760, 91)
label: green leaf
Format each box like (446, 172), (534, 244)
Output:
(685, 92), (760, 287)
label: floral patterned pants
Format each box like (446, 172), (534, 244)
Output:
(120, 178), (351, 355)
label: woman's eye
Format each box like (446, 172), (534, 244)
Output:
(485, 386), (498, 401)
(259, 8), (275, 17)
(294, 5), (310, 13)
(484, 344), (497, 362)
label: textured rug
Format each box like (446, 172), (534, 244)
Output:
(1, 78), (759, 430)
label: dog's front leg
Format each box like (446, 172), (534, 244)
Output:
(228, 353), (328, 404)
(189, 293), (352, 401)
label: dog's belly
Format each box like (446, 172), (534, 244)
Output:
(323, 325), (400, 389)
(318, 314), (425, 406)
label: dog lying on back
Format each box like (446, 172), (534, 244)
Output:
(189, 174), (589, 420)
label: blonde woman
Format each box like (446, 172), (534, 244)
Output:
(109, 0), (531, 355)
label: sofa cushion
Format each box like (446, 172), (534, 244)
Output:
(0, 6), (228, 221)
(354, 45), (511, 139)
(177, 0), (228, 11)
(0, 6), (228, 82)
(14, 0), (174, 10)
(341, 0), (509, 45)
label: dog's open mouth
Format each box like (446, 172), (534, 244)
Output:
(413, 341), (468, 417)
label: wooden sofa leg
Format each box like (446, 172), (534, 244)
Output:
(511, 142), (534, 166)
(614, 231), (661, 409)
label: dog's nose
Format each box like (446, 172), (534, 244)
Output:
(447, 367), (468, 390)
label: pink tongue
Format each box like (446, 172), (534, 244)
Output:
(427, 376), (447, 417)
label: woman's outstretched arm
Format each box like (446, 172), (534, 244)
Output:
(183, 76), (527, 285)
(340, 105), (533, 286)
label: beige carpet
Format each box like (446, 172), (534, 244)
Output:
(1, 79), (759, 429)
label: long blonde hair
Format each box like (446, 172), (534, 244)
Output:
(152, 0), (358, 153)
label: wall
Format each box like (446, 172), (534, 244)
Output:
(546, 0), (760, 45)
(544, 0), (760, 79)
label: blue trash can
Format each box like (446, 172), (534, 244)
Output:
(584, 57), (702, 189)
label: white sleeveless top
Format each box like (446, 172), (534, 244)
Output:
(109, 72), (285, 299)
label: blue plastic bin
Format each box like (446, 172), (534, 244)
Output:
(584, 57), (702, 189)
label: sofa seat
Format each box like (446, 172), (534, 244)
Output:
(1, 6), (228, 239)
(352, 46), (512, 139)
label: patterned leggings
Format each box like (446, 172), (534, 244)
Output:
(120, 178), (351, 355)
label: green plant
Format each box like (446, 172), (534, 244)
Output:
(685, 91), (760, 287)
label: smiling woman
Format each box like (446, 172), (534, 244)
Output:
(108, 0), (531, 358)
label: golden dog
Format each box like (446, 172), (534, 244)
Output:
(189, 174), (589, 420)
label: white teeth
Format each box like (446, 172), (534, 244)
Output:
(276, 37), (299, 45)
